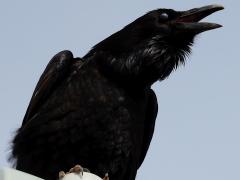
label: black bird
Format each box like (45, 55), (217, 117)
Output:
(10, 4), (223, 180)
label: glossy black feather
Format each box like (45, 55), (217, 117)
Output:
(12, 55), (155, 180)
(22, 50), (75, 126)
(10, 5), (222, 180)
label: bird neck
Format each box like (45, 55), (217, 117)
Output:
(84, 51), (157, 89)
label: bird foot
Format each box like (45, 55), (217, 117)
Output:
(102, 173), (109, 180)
(58, 164), (90, 179)
(69, 164), (90, 175)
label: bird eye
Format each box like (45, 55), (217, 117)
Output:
(159, 13), (169, 20)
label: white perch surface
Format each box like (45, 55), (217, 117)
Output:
(0, 168), (102, 180)
(0, 168), (43, 180)
(60, 173), (102, 180)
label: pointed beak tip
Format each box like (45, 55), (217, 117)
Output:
(211, 23), (223, 30)
(210, 4), (225, 10)
(174, 4), (224, 33)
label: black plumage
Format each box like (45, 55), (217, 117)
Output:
(10, 5), (223, 180)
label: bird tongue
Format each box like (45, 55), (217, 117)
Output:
(174, 4), (224, 33)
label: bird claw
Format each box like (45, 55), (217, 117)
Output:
(70, 164), (91, 175)
(83, 167), (90, 173)
(69, 164), (83, 174)
(58, 171), (66, 179)
(102, 173), (109, 180)
(58, 164), (90, 179)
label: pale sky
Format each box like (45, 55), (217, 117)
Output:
(0, 1), (239, 180)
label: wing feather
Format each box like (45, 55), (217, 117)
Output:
(137, 89), (158, 168)
(22, 50), (75, 126)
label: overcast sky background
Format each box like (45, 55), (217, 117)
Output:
(0, 0), (239, 180)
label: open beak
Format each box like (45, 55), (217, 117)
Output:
(174, 4), (224, 33)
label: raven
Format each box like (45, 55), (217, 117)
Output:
(10, 4), (223, 180)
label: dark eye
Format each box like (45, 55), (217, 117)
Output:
(159, 13), (169, 20)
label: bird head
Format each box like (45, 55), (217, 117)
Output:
(87, 4), (224, 87)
